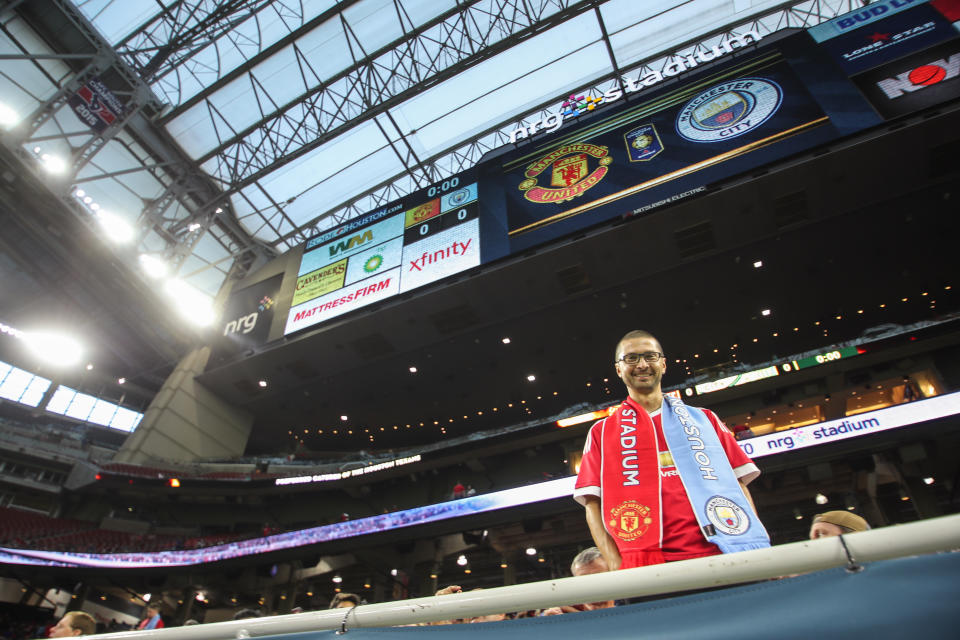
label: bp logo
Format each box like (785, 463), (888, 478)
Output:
(363, 253), (384, 273)
(705, 496), (750, 535)
(518, 143), (611, 204)
(676, 78), (782, 142)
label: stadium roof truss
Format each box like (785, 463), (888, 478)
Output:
(1, 0), (869, 300)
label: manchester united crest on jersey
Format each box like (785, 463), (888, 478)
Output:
(518, 143), (611, 204)
(608, 500), (653, 541)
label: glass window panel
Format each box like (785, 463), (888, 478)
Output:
(87, 399), (118, 427)
(402, 0), (457, 28)
(0, 361), (11, 382)
(75, 0), (169, 44)
(391, 13), (601, 134)
(18, 377), (51, 408)
(110, 407), (143, 432)
(46, 386), (76, 415)
(342, 0), (403, 55)
(408, 41), (611, 157)
(0, 367), (32, 402)
(65, 392), (97, 422)
(607, 0), (783, 70)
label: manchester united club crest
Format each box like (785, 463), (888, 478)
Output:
(624, 124), (664, 162)
(518, 143), (611, 204)
(608, 500), (653, 542)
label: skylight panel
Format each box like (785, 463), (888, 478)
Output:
(391, 12), (602, 134)
(406, 41), (610, 158)
(605, 0), (784, 70)
(75, 0), (171, 45)
(342, 0), (405, 55)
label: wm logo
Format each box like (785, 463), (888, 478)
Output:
(330, 230), (373, 257)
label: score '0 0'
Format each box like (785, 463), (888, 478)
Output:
(427, 176), (460, 198)
(418, 208), (470, 236)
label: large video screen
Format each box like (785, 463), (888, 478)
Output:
(285, 172), (481, 335)
(478, 29), (883, 254)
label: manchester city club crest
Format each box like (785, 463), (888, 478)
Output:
(608, 500), (653, 542)
(676, 78), (783, 142)
(518, 143), (612, 204)
(624, 123), (664, 161)
(705, 495), (750, 536)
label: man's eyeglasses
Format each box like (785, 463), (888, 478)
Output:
(617, 352), (663, 365)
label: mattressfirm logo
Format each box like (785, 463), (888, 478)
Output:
(705, 496), (750, 536)
(608, 500), (652, 542)
(518, 143), (611, 204)
(876, 52), (960, 98)
(676, 78), (782, 142)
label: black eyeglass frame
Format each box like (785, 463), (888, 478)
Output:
(616, 351), (664, 365)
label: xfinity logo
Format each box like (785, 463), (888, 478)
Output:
(877, 53), (960, 98)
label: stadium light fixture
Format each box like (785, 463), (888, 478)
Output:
(761, 309), (771, 316)
(753, 260), (763, 268)
(40, 152), (67, 174)
(164, 279), (214, 327)
(139, 254), (169, 278)
(923, 477), (935, 485)
(815, 492), (828, 505)
(0, 102), (18, 127)
(525, 547), (536, 556)
(97, 211), (134, 243)
(456, 554), (468, 566)
(22, 331), (83, 367)
(332, 574), (342, 583)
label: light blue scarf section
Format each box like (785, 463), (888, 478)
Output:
(660, 395), (770, 554)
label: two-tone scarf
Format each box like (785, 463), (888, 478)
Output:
(600, 395), (769, 564)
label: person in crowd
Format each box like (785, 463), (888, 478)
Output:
(136, 605), (164, 630)
(48, 612), (96, 638)
(232, 609), (262, 620)
(452, 481), (466, 499)
(329, 593), (360, 609)
(541, 547), (615, 615)
(809, 511), (870, 539)
(575, 330), (769, 570)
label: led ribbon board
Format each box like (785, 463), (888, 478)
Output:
(285, 174), (480, 335)
(738, 390), (960, 458)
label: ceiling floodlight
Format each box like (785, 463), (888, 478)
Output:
(525, 547), (537, 556)
(332, 574), (342, 584)
(139, 254), (168, 278)
(0, 102), (18, 127)
(456, 554), (468, 566)
(815, 492), (828, 505)
(761, 309), (771, 317)
(164, 279), (214, 327)
(22, 331), (83, 367)
(40, 153), (67, 174)
(97, 211), (134, 243)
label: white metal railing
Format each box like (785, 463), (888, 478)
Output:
(87, 513), (960, 639)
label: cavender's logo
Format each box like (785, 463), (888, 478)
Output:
(608, 500), (652, 542)
(518, 143), (611, 204)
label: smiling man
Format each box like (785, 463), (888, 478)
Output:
(574, 330), (770, 569)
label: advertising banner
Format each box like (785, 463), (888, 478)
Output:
(852, 36), (960, 117)
(67, 77), (124, 133)
(210, 274), (283, 363)
(285, 171), (481, 337)
(818, 2), (957, 74)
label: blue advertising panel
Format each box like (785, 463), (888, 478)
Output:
(819, 2), (957, 74)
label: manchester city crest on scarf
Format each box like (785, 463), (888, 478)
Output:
(624, 123), (664, 162)
(705, 495), (750, 535)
